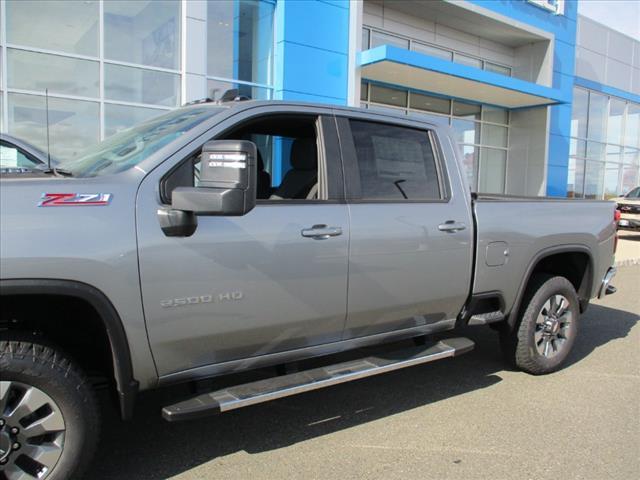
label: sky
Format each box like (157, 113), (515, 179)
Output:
(578, 0), (640, 39)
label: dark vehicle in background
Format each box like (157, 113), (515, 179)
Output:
(613, 186), (640, 231)
(0, 134), (50, 174)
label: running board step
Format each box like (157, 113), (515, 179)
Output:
(468, 310), (505, 326)
(162, 337), (474, 422)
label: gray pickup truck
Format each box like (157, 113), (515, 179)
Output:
(0, 99), (618, 480)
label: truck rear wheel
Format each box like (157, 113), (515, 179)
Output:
(0, 336), (99, 480)
(500, 275), (580, 375)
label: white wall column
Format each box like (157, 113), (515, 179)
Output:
(181, 0), (208, 103)
(347, 0), (363, 106)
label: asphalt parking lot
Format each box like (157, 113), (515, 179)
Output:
(86, 265), (639, 480)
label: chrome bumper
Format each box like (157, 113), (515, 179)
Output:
(598, 266), (617, 299)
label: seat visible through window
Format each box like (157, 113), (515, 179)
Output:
(271, 138), (317, 199)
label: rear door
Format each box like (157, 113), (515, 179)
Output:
(336, 115), (473, 339)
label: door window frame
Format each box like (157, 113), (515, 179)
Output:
(334, 115), (451, 203)
(159, 109), (345, 205)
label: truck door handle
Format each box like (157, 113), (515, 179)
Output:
(301, 224), (343, 240)
(438, 221), (467, 232)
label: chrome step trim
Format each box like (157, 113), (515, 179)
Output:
(162, 337), (474, 422)
(468, 310), (505, 326)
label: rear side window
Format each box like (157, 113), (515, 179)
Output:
(349, 120), (441, 201)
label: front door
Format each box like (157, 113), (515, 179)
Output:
(136, 112), (349, 377)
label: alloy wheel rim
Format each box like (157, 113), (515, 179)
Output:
(0, 381), (66, 480)
(534, 294), (572, 358)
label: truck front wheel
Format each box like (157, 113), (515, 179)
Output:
(0, 336), (99, 480)
(500, 275), (580, 375)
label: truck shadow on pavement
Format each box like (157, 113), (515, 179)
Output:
(85, 303), (638, 480)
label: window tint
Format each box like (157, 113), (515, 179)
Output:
(349, 120), (440, 201)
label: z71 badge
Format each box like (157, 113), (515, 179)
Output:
(39, 193), (113, 207)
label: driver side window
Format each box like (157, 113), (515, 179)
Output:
(193, 115), (320, 201)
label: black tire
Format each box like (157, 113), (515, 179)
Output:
(0, 335), (100, 480)
(500, 275), (580, 375)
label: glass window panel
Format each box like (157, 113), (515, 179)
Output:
(570, 138), (586, 158)
(409, 92), (450, 114)
(7, 49), (99, 98)
(0, 94), (3, 132)
(482, 106), (508, 125)
(461, 145), (478, 190)
(567, 157), (585, 198)
(606, 144), (623, 164)
(411, 43), (452, 60)
(451, 119), (480, 144)
(362, 28), (370, 50)
(484, 62), (511, 76)
(361, 82), (368, 101)
(407, 111), (449, 126)
(454, 53), (482, 69)
(0, 143), (41, 169)
(481, 124), (508, 148)
(7, 0), (98, 56)
(206, 78), (272, 101)
(370, 84), (407, 107)
(607, 98), (626, 145)
(104, 0), (180, 69)
(604, 162), (621, 198)
(584, 160), (605, 199)
(571, 88), (588, 138)
(370, 31), (409, 49)
(587, 91), (607, 142)
(7, 93), (99, 163)
(349, 120), (441, 200)
(104, 104), (165, 137)
(623, 148), (639, 165)
(367, 104), (405, 115)
(478, 148), (506, 193)
(621, 164), (639, 194)
(207, 0), (274, 85)
(452, 101), (481, 120)
(625, 103), (640, 147)
(105, 64), (180, 106)
(586, 141), (605, 161)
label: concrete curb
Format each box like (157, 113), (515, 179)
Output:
(615, 258), (640, 267)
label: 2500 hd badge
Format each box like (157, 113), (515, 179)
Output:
(160, 291), (244, 308)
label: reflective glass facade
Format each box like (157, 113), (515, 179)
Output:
(569, 87), (640, 198)
(361, 81), (510, 193)
(0, 0), (275, 163)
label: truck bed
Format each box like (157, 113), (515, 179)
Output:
(471, 195), (616, 317)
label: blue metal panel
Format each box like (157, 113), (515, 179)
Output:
(359, 45), (569, 105)
(281, 0), (348, 54)
(549, 105), (573, 143)
(274, 0), (349, 105)
(279, 90), (350, 105)
(546, 164), (569, 197)
(548, 133), (570, 168)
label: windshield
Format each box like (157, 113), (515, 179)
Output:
(625, 186), (640, 198)
(67, 106), (222, 177)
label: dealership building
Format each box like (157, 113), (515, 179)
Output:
(0, 0), (638, 198)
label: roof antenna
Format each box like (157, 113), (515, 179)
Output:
(45, 88), (52, 171)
